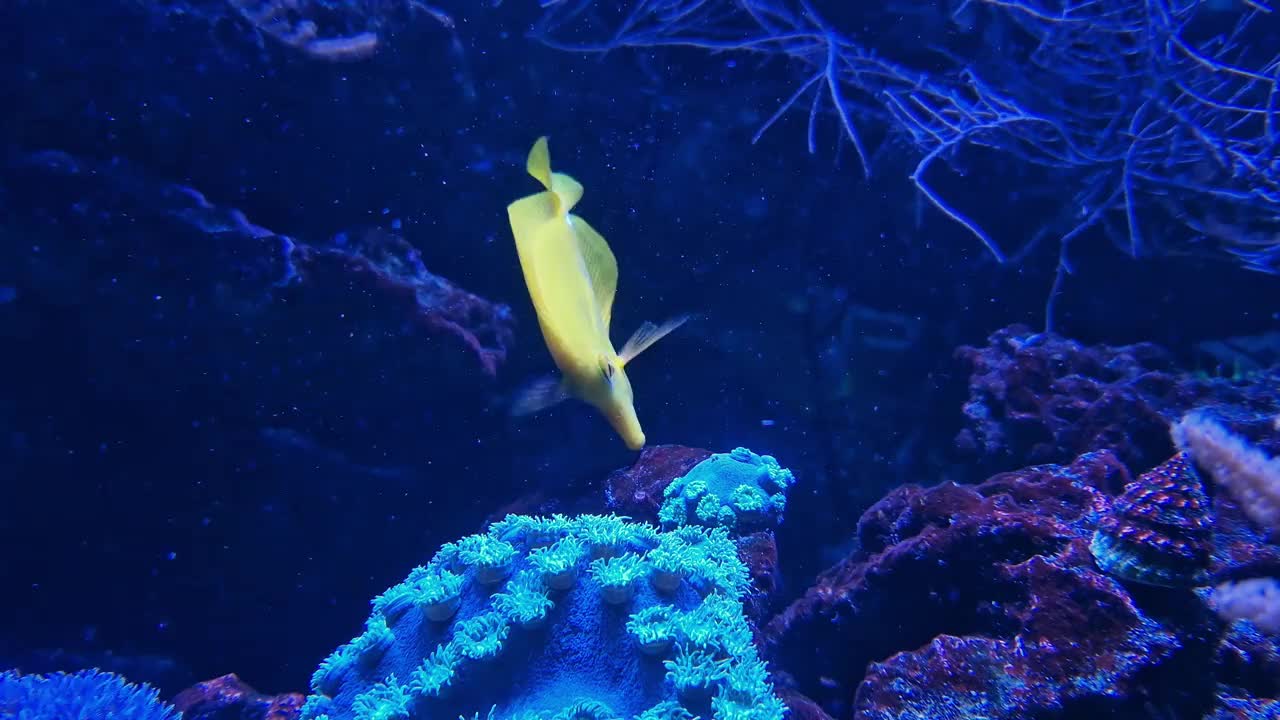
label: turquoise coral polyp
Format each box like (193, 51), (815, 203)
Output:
(300, 514), (783, 720)
(0, 669), (179, 720)
(658, 448), (794, 531)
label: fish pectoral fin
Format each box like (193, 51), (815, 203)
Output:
(511, 375), (570, 417)
(619, 314), (690, 365)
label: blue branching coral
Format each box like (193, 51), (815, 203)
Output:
(0, 669), (179, 720)
(300, 514), (783, 720)
(658, 448), (794, 531)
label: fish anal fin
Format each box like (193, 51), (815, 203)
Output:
(619, 315), (690, 365)
(569, 214), (618, 330)
(511, 375), (570, 417)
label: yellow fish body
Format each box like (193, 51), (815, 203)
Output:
(506, 136), (685, 450)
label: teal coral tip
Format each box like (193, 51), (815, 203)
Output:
(658, 448), (794, 531)
(300, 513), (783, 720)
(0, 669), (180, 720)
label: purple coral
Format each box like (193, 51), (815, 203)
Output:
(955, 325), (1280, 473)
(606, 445), (714, 520)
(173, 673), (304, 720)
(764, 447), (1280, 718)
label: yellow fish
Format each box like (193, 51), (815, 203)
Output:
(506, 136), (686, 450)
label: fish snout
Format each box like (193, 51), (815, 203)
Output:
(624, 429), (646, 451)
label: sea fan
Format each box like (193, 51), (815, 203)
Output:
(0, 668), (179, 720)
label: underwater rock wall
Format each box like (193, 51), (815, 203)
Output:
(764, 444), (1280, 719)
(0, 145), (518, 689)
(955, 325), (1280, 474)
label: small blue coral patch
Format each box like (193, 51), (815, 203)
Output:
(0, 668), (179, 720)
(658, 448), (794, 531)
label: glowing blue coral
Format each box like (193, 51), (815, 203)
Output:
(456, 535), (518, 584)
(351, 675), (412, 720)
(529, 536), (589, 589)
(408, 644), (458, 698)
(493, 569), (555, 627)
(373, 565), (465, 623)
(589, 553), (648, 604)
(452, 611), (510, 660)
(658, 448), (793, 531)
(0, 669), (179, 720)
(301, 514), (783, 720)
(627, 605), (679, 655)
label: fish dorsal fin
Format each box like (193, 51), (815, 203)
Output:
(525, 137), (583, 215)
(569, 214), (618, 330)
(619, 315), (689, 365)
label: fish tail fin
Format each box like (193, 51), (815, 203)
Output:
(511, 375), (570, 417)
(619, 314), (690, 365)
(525, 136), (583, 214)
(527, 136), (553, 190)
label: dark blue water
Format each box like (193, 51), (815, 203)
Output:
(3, 0), (1279, 711)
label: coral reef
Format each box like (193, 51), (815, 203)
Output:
(1176, 411), (1280, 536)
(733, 530), (783, 629)
(0, 648), (190, 697)
(300, 514), (783, 720)
(0, 669), (178, 719)
(606, 446), (791, 627)
(0, 145), (518, 689)
(1, 148), (514, 470)
(1212, 619), (1280, 714)
(1211, 578), (1280, 636)
(606, 446), (713, 519)
(7, 149), (514, 377)
(955, 325), (1280, 472)
(173, 673), (305, 720)
(657, 448), (794, 531)
(764, 450), (1280, 719)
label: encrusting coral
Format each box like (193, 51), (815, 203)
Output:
(658, 448), (793, 531)
(0, 669), (179, 720)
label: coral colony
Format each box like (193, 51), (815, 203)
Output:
(299, 515), (785, 720)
